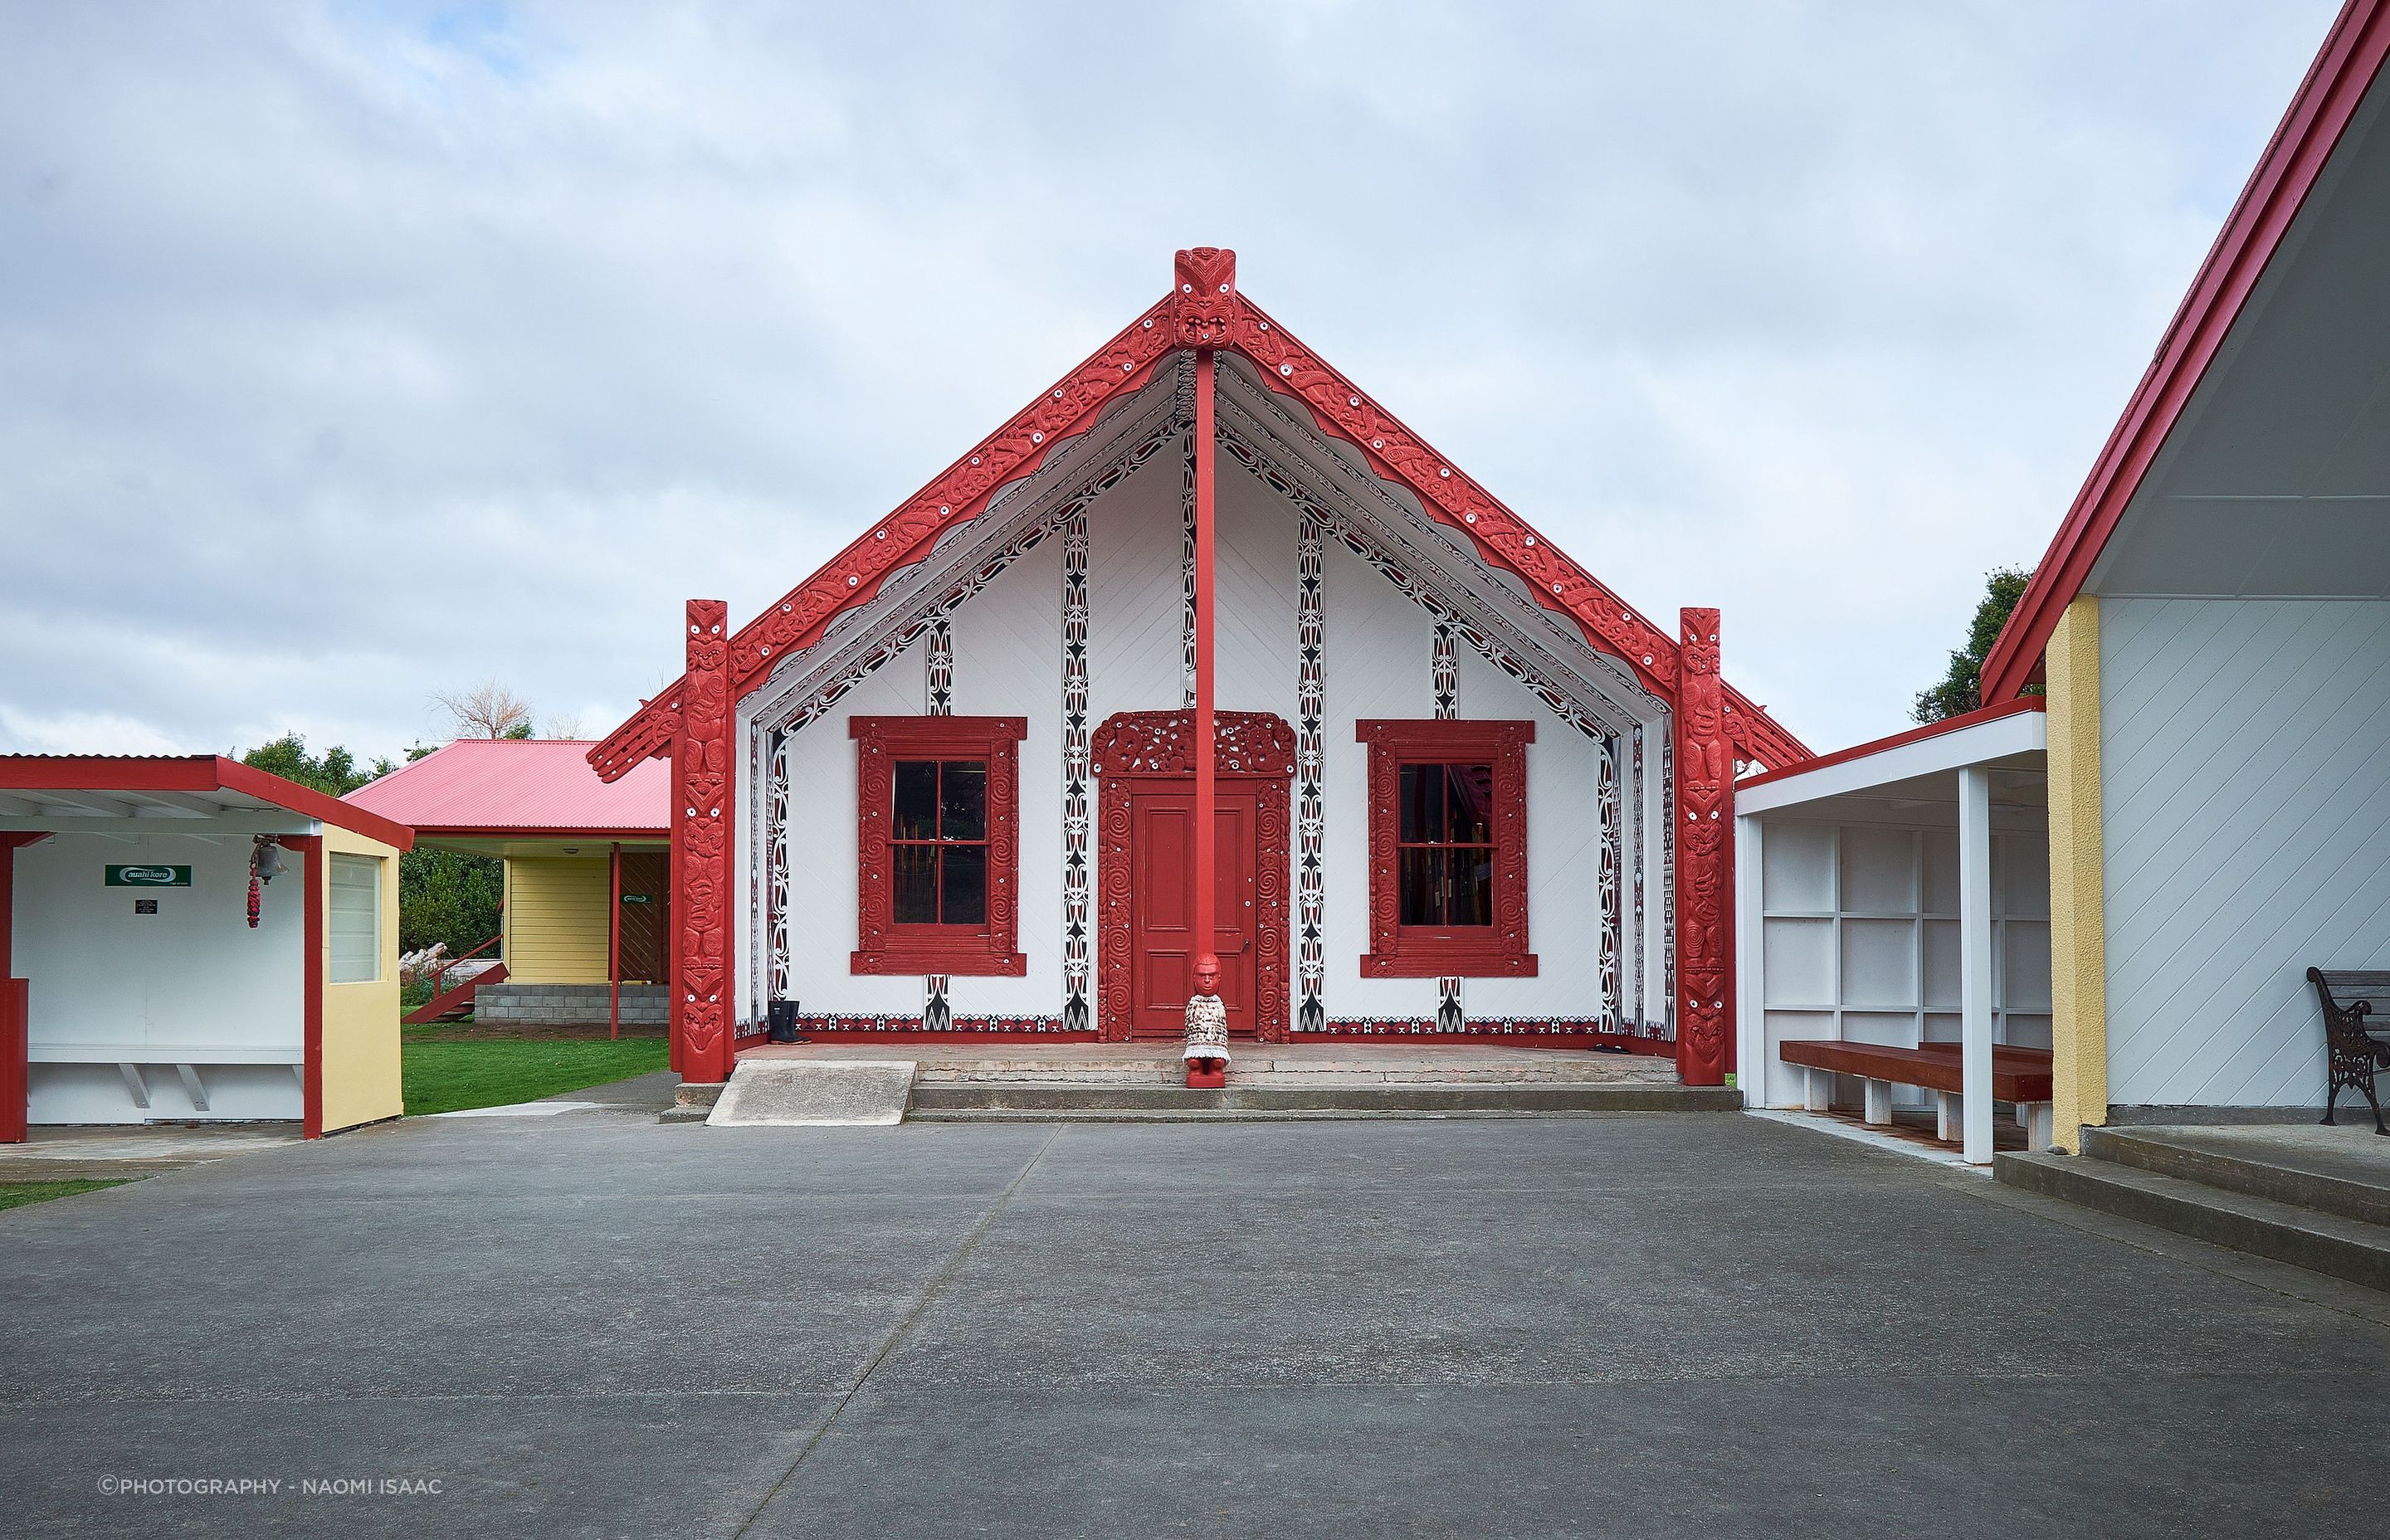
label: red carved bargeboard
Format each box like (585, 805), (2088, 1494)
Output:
(590, 249), (1809, 788)
(1673, 608), (1734, 1087)
(1090, 710), (1294, 1043)
(675, 599), (736, 1084)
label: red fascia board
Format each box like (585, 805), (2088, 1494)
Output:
(0, 755), (414, 850)
(407, 826), (668, 841)
(1735, 697), (2046, 792)
(1981, 0), (2390, 704)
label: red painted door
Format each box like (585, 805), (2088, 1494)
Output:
(1129, 787), (1260, 1038)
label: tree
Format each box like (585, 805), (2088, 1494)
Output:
(1912, 567), (2038, 724)
(398, 848), (505, 957)
(432, 680), (534, 740)
(240, 733), (394, 796)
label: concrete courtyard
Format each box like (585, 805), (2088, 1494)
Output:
(6, 1102), (2388, 1538)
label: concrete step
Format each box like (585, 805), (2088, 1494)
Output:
(1996, 1149), (2390, 1293)
(906, 1081), (1739, 1120)
(2084, 1125), (2390, 1229)
(658, 1082), (723, 1124)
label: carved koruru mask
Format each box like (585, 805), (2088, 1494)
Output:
(1191, 954), (1222, 997)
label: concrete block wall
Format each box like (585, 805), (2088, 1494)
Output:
(474, 983), (668, 1027)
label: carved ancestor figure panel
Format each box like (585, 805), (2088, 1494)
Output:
(1673, 608), (1733, 1085)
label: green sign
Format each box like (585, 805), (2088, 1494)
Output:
(621, 893), (653, 904)
(105, 865), (192, 888)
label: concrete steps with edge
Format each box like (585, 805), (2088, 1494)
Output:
(2083, 1124), (2390, 1229)
(906, 1081), (1737, 1119)
(1995, 1146), (2390, 1293)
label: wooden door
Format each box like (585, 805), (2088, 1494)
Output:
(616, 850), (670, 984)
(1128, 786), (1260, 1037)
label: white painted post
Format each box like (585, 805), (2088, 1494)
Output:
(1804, 1067), (1832, 1113)
(1958, 764), (1994, 1165)
(1736, 814), (1763, 1108)
(1936, 1089), (1958, 1142)
(1863, 1079), (1892, 1126)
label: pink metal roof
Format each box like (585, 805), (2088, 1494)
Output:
(344, 739), (669, 836)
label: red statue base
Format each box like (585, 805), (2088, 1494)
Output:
(1185, 1057), (1227, 1089)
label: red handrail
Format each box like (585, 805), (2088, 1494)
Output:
(429, 934), (501, 1001)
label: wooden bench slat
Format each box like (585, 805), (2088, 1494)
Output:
(1778, 1039), (2054, 1103)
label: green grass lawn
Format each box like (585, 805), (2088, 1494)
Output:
(0, 1178), (134, 1213)
(402, 1035), (670, 1116)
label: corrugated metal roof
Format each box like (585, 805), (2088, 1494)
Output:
(344, 739), (669, 835)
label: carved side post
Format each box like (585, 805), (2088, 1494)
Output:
(675, 599), (737, 1085)
(1673, 608), (1734, 1087)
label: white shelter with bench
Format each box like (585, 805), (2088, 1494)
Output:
(0, 756), (413, 1140)
(1734, 701), (2057, 1162)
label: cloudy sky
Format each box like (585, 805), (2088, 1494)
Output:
(0, 0), (2346, 763)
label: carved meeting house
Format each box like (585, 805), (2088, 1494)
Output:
(592, 249), (1808, 1087)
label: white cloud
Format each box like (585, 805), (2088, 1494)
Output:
(0, 0), (2345, 761)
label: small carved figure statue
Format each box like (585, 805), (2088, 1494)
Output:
(1183, 952), (1230, 1088)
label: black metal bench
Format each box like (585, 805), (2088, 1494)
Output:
(2310, 967), (2390, 1133)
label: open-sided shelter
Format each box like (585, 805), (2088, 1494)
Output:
(0, 756), (412, 1139)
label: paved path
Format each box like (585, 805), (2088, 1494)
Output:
(5, 1104), (2388, 1537)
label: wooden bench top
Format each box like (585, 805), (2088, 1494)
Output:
(1778, 1038), (2054, 1103)
(2312, 968), (2390, 1028)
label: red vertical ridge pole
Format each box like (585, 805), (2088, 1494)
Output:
(1673, 609), (1734, 1087)
(1193, 346), (1218, 983)
(607, 841), (621, 1041)
(676, 599), (736, 1084)
(291, 834), (325, 1138)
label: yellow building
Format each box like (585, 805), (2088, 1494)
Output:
(344, 739), (670, 1029)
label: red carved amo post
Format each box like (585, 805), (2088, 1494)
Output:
(675, 599), (737, 1085)
(1674, 608), (1734, 1087)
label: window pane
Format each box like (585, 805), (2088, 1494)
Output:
(1456, 849), (1494, 925)
(1398, 848), (1442, 926)
(940, 843), (988, 926)
(1400, 764), (1445, 844)
(1446, 764), (1493, 845)
(894, 762), (938, 841)
(893, 842), (939, 924)
(328, 854), (381, 984)
(939, 761), (987, 841)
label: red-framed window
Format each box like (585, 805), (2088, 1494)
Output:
(851, 716), (1027, 976)
(1358, 719), (1537, 977)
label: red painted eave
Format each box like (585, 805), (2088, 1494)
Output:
(1736, 697), (2046, 793)
(0, 754), (414, 850)
(1981, 0), (2390, 703)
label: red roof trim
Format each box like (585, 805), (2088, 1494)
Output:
(0, 756), (414, 850)
(591, 250), (1812, 781)
(407, 826), (668, 841)
(1981, 0), (2390, 703)
(1735, 697), (2046, 792)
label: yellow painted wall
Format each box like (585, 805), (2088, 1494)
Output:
(2046, 596), (2108, 1151)
(503, 857), (611, 984)
(321, 825), (403, 1133)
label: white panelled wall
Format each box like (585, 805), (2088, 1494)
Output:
(2100, 597), (2390, 1109)
(13, 831), (306, 1123)
(1750, 819), (2052, 1113)
(758, 432), (1647, 1027)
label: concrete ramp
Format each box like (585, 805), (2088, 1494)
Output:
(707, 1060), (916, 1128)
